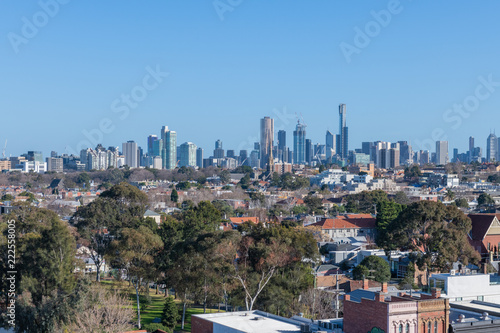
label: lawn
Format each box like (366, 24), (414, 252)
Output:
(99, 280), (224, 332)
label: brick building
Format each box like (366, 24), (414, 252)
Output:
(468, 214), (500, 256)
(343, 283), (449, 333)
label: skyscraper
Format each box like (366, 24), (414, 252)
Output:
(337, 104), (348, 159)
(122, 141), (138, 168)
(179, 142), (197, 167)
(278, 130), (287, 162)
(305, 139), (313, 165)
(487, 133), (498, 162)
(293, 121), (306, 164)
(161, 127), (177, 169)
(214, 140), (224, 159)
(326, 130), (335, 161)
(260, 117), (274, 168)
(435, 141), (449, 165)
(196, 148), (204, 168)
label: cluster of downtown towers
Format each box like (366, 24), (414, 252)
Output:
(120, 104), (350, 170)
(119, 104), (500, 170)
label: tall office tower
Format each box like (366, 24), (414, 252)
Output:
(260, 117), (274, 168)
(293, 121), (306, 164)
(179, 142), (197, 167)
(469, 136), (474, 160)
(152, 139), (163, 157)
(398, 141), (412, 166)
(278, 130), (287, 162)
(50, 151), (58, 158)
(326, 130), (335, 161)
(26, 151), (44, 163)
(337, 104), (348, 158)
(227, 150), (235, 158)
(164, 130), (177, 169)
(46, 157), (63, 172)
(305, 139), (313, 165)
(161, 126), (177, 169)
(435, 141), (449, 165)
(389, 143), (400, 169)
(196, 148), (204, 168)
(487, 133), (498, 162)
(122, 141), (138, 168)
(214, 140), (225, 159)
(147, 135), (158, 156)
(453, 148), (459, 162)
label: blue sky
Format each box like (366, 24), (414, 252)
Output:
(1, 1), (500, 158)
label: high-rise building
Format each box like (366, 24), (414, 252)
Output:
(326, 130), (335, 161)
(26, 151), (43, 163)
(214, 140), (224, 159)
(147, 135), (158, 157)
(398, 141), (412, 166)
(161, 127), (177, 169)
(260, 117), (274, 168)
(293, 121), (306, 164)
(278, 130), (287, 163)
(196, 148), (204, 168)
(46, 157), (63, 173)
(337, 104), (348, 158)
(305, 139), (313, 165)
(435, 141), (449, 165)
(239, 150), (248, 166)
(487, 133), (498, 162)
(179, 142), (197, 167)
(122, 141), (138, 168)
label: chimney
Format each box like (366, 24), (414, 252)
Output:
(344, 295), (350, 301)
(381, 282), (388, 293)
(431, 288), (441, 299)
(482, 263), (488, 274)
(363, 279), (369, 290)
(377, 292), (385, 302)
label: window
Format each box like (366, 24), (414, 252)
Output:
(406, 323), (410, 333)
(455, 297), (463, 301)
(399, 324), (403, 333)
(478, 296), (484, 301)
(427, 322), (431, 333)
(434, 321), (438, 333)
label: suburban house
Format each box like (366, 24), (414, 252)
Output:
(308, 214), (376, 241)
(144, 209), (162, 226)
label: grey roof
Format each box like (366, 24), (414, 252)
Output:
(144, 209), (160, 216)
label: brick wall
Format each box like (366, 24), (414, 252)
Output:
(191, 316), (213, 333)
(343, 297), (388, 333)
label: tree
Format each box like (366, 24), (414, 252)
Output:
(376, 201), (402, 247)
(1, 194), (13, 201)
(385, 201), (480, 279)
(404, 165), (422, 180)
(220, 170), (231, 184)
(344, 190), (388, 213)
(161, 296), (180, 330)
(487, 174), (500, 184)
(107, 226), (163, 330)
(0, 205), (76, 305)
(181, 201), (221, 240)
(454, 197), (469, 208)
(446, 189), (455, 201)
(64, 284), (134, 333)
(393, 191), (411, 205)
(478, 193), (495, 206)
(353, 255), (390, 283)
(77, 172), (91, 189)
(230, 224), (318, 311)
(304, 195), (324, 215)
(170, 188), (179, 203)
(72, 182), (149, 282)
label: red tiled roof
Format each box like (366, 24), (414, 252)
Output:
(309, 216), (376, 230)
(229, 217), (259, 224)
(468, 214), (500, 240)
